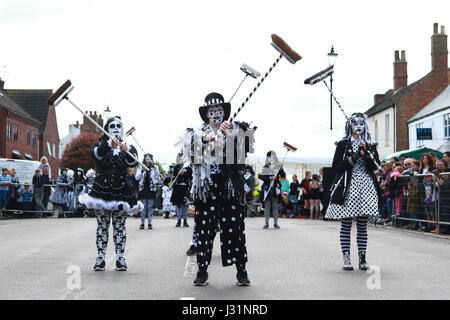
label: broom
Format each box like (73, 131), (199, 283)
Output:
(125, 126), (148, 156)
(229, 63), (261, 102)
(304, 66), (382, 172)
(228, 34), (302, 123)
(263, 141), (297, 202)
(48, 80), (150, 171)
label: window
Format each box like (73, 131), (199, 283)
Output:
(32, 131), (36, 147)
(6, 123), (11, 140)
(374, 120), (379, 142)
(47, 142), (52, 156)
(26, 130), (31, 146)
(444, 113), (450, 139)
(53, 144), (56, 158)
(416, 122), (424, 147)
(385, 114), (390, 147)
(13, 125), (18, 141)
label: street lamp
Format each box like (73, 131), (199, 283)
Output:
(327, 45), (338, 130)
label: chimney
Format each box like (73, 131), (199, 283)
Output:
(374, 94), (385, 105)
(431, 22), (448, 74)
(393, 50), (408, 90)
(0, 77), (4, 91)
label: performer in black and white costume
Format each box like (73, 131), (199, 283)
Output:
(78, 116), (142, 271)
(260, 151), (283, 229)
(135, 153), (160, 229)
(171, 152), (193, 227)
(325, 113), (381, 271)
(177, 92), (256, 286)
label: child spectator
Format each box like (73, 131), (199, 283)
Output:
(422, 174), (436, 232)
(20, 183), (33, 215)
(38, 156), (51, 178)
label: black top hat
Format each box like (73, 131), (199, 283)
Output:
(199, 92), (231, 124)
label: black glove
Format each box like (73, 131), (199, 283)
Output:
(348, 150), (361, 165)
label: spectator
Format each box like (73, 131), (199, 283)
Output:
(436, 160), (447, 173)
(38, 156), (51, 178)
(419, 153), (436, 174)
(41, 165), (51, 216)
(437, 168), (450, 234)
(7, 169), (20, 215)
(442, 151), (450, 168)
(279, 171), (290, 218)
(32, 169), (45, 217)
(300, 171), (312, 218)
(406, 172), (421, 230)
(390, 166), (405, 224)
(309, 174), (321, 219)
(0, 168), (11, 215)
(289, 174), (301, 218)
(20, 183), (33, 216)
(430, 152), (439, 167)
(422, 174), (436, 232)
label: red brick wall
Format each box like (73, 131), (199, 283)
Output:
(3, 113), (40, 160)
(395, 71), (448, 151)
(39, 104), (60, 178)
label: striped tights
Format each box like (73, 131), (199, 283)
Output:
(340, 216), (368, 253)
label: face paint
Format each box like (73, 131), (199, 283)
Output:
(107, 118), (124, 139)
(350, 116), (365, 136)
(206, 106), (224, 124)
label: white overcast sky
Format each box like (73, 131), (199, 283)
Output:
(0, 0), (449, 168)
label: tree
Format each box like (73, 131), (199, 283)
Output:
(60, 132), (101, 173)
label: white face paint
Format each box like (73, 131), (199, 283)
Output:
(107, 118), (124, 139)
(206, 106), (224, 124)
(350, 118), (365, 136)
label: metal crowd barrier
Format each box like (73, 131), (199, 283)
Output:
(389, 173), (450, 235)
(0, 182), (90, 217)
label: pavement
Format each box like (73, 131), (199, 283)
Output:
(0, 215), (449, 300)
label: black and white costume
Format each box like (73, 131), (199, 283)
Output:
(78, 116), (142, 271)
(325, 113), (381, 270)
(177, 92), (255, 286)
(171, 153), (193, 227)
(260, 151), (283, 228)
(53, 168), (72, 218)
(135, 153), (160, 229)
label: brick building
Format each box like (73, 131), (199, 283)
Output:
(0, 78), (41, 161)
(5, 89), (60, 178)
(365, 23), (449, 158)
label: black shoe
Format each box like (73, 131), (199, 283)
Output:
(358, 251), (369, 270)
(263, 224), (269, 229)
(115, 257), (127, 271)
(139, 224), (144, 229)
(183, 220), (189, 227)
(236, 270), (251, 286)
(176, 220), (181, 227)
(186, 244), (197, 256)
(342, 251), (354, 271)
(93, 257), (105, 271)
(148, 224), (153, 229)
(193, 270), (208, 286)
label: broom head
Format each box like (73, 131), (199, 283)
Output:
(271, 34), (302, 64)
(304, 65), (334, 85)
(240, 63), (261, 79)
(47, 80), (73, 106)
(125, 126), (136, 136)
(283, 141), (297, 152)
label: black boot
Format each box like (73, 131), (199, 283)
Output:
(176, 220), (181, 227)
(183, 219), (189, 227)
(186, 244), (197, 256)
(164, 212), (170, 219)
(342, 251), (354, 271)
(358, 251), (368, 270)
(193, 268), (208, 286)
(236, 268), (251, 286)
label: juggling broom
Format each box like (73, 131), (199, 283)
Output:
(48, 80), (150, 171)
(229, 63), (261, 102)
(263, 141), (298, 202)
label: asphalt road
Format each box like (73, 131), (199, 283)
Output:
(0, 215), (449, 300)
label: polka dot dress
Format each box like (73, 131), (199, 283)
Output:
(326, 141), (379, 220)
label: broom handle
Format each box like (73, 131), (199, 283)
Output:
(229, 74), (248, 102)
(322, 81), (382, 172)
(229, 53), (283, 123)
(129, 133), (147, 155)
(64, 96), (150, 172)
(263, 148), (289, 202)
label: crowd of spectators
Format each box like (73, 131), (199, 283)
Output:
(377, 151), (450, 234)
